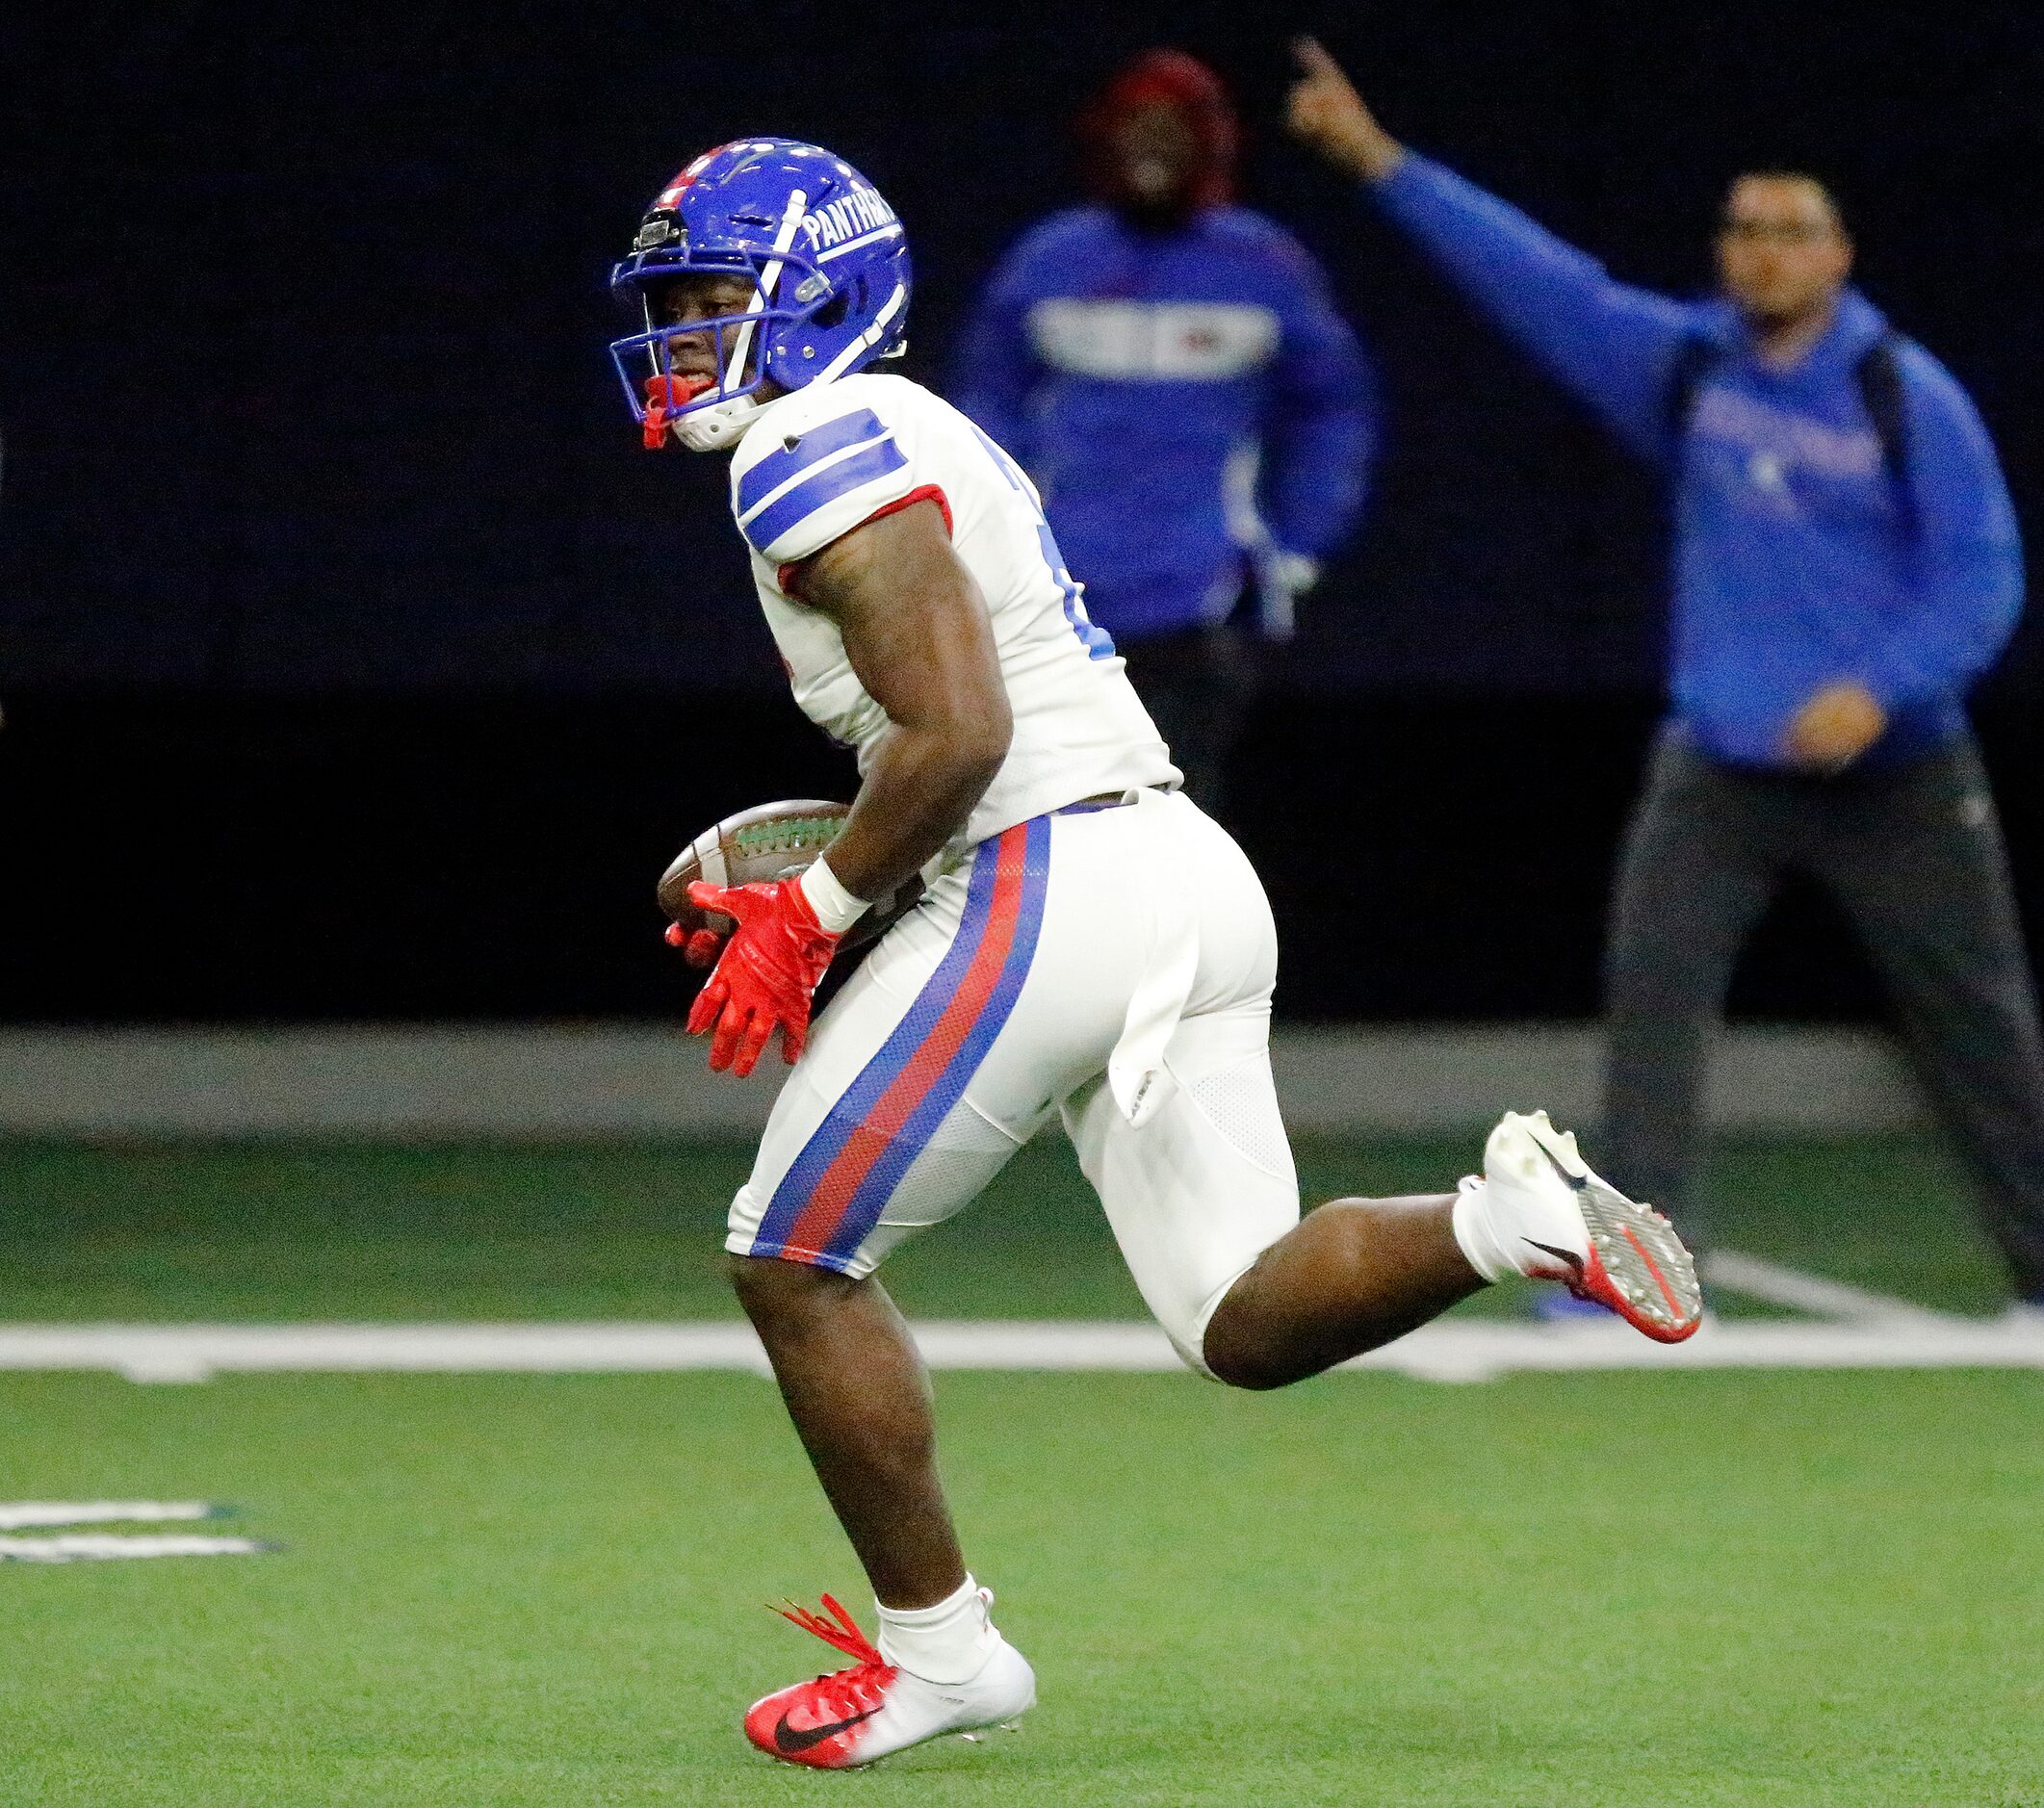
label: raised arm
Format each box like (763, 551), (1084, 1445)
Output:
(1287, 37), (1697, 460)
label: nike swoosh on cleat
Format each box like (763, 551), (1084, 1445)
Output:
(1524, 1238), (1586, 1276)
(1528, 1135), (1590, 1191)
(773, 1706), (880, 1755)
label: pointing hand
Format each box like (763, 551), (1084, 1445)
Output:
(1286, 37), (1406, 184)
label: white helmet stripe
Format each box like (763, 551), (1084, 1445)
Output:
(816, 279), (908, 385)
(723, 187), (809, 400)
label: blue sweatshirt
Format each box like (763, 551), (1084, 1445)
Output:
(952, 205), (1376, 641)
(1374, 154), (2024, 767)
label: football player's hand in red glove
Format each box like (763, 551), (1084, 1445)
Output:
(683, 878), (841, 1076)
(663, 920), (727, 969)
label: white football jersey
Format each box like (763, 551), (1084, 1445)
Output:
(726, 374), (1179, 852)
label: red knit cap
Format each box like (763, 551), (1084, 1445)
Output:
(1083, 48), (1239, 210)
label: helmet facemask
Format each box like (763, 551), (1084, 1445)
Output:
(610, 186), (826, 452)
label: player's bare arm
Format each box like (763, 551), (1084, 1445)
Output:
(793, 501), (1012, 905)
(661, 503), (1010, 1079)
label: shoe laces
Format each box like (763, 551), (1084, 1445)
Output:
(773, 1594), (893, 1717)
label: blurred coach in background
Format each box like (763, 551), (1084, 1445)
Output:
(1288, 40), (2044, 1311)
(955, 49), (1376, 813)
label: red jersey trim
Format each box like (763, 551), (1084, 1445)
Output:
(777, 485), (953, 598)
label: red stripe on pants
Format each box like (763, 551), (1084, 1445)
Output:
(780, 826), (1029, 1258)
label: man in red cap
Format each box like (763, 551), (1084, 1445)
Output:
(955, 49), (1377, 812)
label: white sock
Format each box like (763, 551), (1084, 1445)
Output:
(1451, 1175), (1519, 1283)
(876, 1574), (1000, 1685)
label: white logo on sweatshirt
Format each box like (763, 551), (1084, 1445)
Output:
(1695, 387), (1882, 479)
(1027, 299), (1280, 381)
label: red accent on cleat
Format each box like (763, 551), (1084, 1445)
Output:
(1570, 1241), (1701, 1345)
(1620, 1222), (1686, 1322)
(743, 1594), (897, 1769)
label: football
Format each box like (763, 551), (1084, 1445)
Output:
(657, 799), (921, 948)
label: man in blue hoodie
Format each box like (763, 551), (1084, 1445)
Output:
(1288, 39), (2044, 1310)
(954, 49), (1375, 811)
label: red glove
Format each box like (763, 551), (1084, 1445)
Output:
(663, 921), (727, 969)
(683, 878), (840, 1076)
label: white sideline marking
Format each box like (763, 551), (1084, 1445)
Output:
(0, 1501), (224, 1531)
(1700, 1250), (1952, 1324)
(0, 1534), (271, 1564)
(0, 1318), (2040, 1385)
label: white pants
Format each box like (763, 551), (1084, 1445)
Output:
(727, 789), (1300, 1372)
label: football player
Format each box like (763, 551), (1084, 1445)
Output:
(609, 139), (1702, 1770)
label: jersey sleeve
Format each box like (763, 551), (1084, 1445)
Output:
(729, 393), (919, 566)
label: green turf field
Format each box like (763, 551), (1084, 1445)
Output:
(2, 1135), (2040, 1806)
(0, 1130), (2016, 1319)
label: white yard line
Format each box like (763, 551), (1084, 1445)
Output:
(0, 1534), (272, 1563)
(0, 1501), (226, 1531)
(1699, 1249), (1954, 1324)
(0, 1317), (2039, 1385)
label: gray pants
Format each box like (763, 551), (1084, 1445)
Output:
(1602, 727), (2044, 1298)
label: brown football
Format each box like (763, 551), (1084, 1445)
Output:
(657, 799), (921, 949)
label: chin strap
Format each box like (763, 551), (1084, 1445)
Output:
(676, 393), (762, 452)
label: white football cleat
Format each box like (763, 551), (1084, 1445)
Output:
(743, 1593), (1035, 1769)
(1467, 1109), (1703, 1343)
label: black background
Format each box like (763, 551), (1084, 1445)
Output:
(3, 0), (2038, 1020)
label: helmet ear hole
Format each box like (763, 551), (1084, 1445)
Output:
(812, 286), (851, 330)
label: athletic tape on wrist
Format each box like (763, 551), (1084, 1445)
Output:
(799, 857), (871, 935)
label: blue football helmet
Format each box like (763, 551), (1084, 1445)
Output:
(609, 139), (912, 452)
